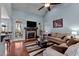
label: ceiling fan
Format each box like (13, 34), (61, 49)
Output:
(38, 3), (61, 11)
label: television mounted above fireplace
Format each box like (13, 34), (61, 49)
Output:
(27, 21), (37, 27)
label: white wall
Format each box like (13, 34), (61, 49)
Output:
(44, 3), (79, 34)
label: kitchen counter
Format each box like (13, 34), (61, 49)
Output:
(0, 32), (12, 42)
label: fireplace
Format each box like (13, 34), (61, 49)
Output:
(24, 27), (37, 41)
(27, 31), (36, 39)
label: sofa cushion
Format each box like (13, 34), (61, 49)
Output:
(43, 47), (65, 56)
(61, 36), (66, 40)
(67, 39), (77, 46)
(59, 43), (68, 48)
(51, 45), (67, 54)
(64, 43), (79, 56)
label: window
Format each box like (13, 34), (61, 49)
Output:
(15, 20), (23, 38)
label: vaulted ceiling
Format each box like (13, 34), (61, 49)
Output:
(12, 3), (55, 16)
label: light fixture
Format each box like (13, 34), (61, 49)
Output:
(71, 31), (77, 35)
(71, 31), (77, 38)
(45, 3), (50, 7)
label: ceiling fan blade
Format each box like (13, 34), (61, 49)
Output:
(38, 6), (44, 10)
(47, 7), (51, 11)
(50, 3), (61, 5)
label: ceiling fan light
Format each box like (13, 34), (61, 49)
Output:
(45, 3), (50, 7)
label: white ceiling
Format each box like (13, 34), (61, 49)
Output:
(12, 3), (49, 16)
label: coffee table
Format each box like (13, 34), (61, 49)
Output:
(38, 41), (53, 48)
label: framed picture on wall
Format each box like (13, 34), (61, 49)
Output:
(53, 18), (63, 28)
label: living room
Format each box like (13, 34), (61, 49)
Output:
(1, 3), (79, 56)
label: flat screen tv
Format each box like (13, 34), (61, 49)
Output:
(27, 21), (37, 27)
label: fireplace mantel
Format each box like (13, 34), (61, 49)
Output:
(24, 27), (38, 30)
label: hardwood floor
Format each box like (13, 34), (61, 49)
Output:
(5, 40), (53, 56)
(5, 40), (29, 56)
